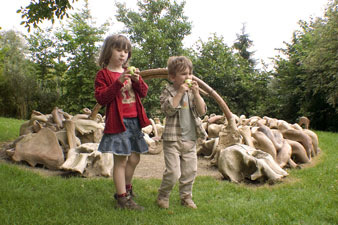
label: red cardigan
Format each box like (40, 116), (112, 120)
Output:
(94, 68), (151, 134)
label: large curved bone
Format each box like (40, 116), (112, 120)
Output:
(238, 126), (255, 148)
(207, 123), (224, 138)
(257, 123), (283, 152)
(64, 120), (78, 149)
(91, 68), (235, 131)
(73, 119), (105, 135)
(51, 107), (65, 129)
(139, 68), (233, 121)
(217, 144), (288, 183)
(298, 116), (310, 129)
(20, 110), (49, 136)
(282, 129), (314, 158)
(197, 137), (219, 157)
(89, 103), (102, 120)
(252, 129), (277, 160)
(286, 139), (310, 163)
(302, 129), (320, 156)
(276, 140), (292, 168)
(12, 128), (64, 170)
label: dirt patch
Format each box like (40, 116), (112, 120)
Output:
(0, 142), (222, 180)
(135, 151), (222, 179)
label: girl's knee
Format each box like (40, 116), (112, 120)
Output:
(114, 155), (128, 167)
(128, 153), (140, 166)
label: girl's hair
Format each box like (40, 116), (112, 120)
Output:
(98, 34), (132, 68)
(167, 56), (193, 76)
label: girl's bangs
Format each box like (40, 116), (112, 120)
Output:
(113, 39), (131, 51)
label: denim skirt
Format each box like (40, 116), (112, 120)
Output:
(98, 118), (148, 156)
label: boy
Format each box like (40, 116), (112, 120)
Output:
(157, 56), (207, 209)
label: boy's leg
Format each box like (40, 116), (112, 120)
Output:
(178, 140), (198, 208)
(157, 141), (181, 208)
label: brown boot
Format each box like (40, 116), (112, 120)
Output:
(126, 184), (136, 198)
(116, 194), (144, 211)
(181, 197), (197, 209)
(157, 195), (169, 209)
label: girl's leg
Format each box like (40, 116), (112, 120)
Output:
(125, 152), (140, 185)
(113, 155), (128, 194)
(113, 154), (144, 211)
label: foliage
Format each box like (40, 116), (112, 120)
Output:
(26, 28), (65, 114)
(3, 0), (337, 131)
(192, 34), (270, 117)
(55, 2), (107, 114)
(272, 0), (338, 131)
(115, 0), (192, 118)
(17, 0), (78, 32)
(24, 1), (109, 115)
(0, 30), (40, 119)
(0, 117), (337, 225)
(233, 23), (256, 67)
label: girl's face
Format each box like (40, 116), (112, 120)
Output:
(170, 67), (192, 89)
(110, 47), (129, 67)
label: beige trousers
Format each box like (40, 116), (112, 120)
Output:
(158, 140), (197, 199)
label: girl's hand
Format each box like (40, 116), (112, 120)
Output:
(118, 72), (131, 83)
(129, 68), (140, 82)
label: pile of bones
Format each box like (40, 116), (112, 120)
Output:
(3, 105), (319, 183)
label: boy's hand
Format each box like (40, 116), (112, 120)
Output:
(190, 80), (200, 95)
(179, 81), (191, 93)
(185, 79), (193, 87)
(184, 78), (199, 95)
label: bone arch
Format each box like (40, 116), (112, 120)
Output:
(90, 68), (234, 122)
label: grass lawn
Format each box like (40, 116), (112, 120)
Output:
(0, 117), (337, 225)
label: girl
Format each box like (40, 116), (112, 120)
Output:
(95, 34), (150, 210)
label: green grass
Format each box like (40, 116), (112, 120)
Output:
(0, 118), (337, 225)
(0, 117), (26, 141)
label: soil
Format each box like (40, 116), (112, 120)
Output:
(135, 151), (222, 179)
(0, 142), (223, 180)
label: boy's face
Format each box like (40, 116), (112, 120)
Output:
(169, 67), (193, 90)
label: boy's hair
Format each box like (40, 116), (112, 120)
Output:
(98, 34), (132, 68)
(167, 56), (193, 76)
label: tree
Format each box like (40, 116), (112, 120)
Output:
(302, 0), (338, 110)
(192, 34), (269, 117)
(17, 0), (79, 32)
(17, 1), (109, 115)
(115, 0), (192, 118)
(271, 0), (338, 131)
(233, 23), (256, 67)
(0, 30), (39, 118)
(55, 1), (108, 114)
(26, 28), (66, 114)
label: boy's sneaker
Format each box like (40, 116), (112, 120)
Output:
(157, 196), (169, 209)
(181, 197), (197, 209)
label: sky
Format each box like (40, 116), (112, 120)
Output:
(0, 0), (329, 68)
